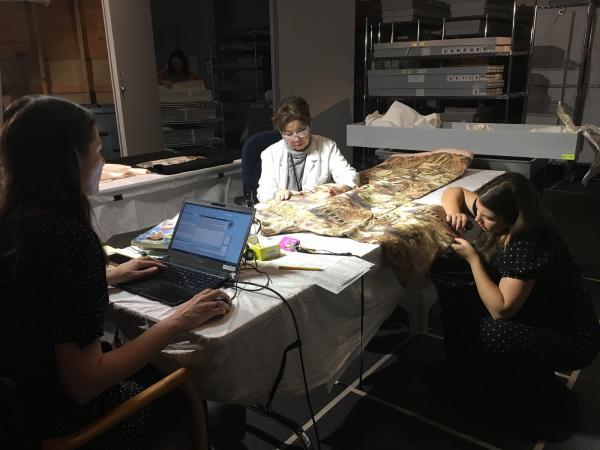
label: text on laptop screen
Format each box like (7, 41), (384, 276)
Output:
(170, 202), (253, 266)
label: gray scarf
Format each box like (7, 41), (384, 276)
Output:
(286, 147), (308, 191)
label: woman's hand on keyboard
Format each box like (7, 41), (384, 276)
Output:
(106, 257), (166, 285)
(169, 289), (232, 332)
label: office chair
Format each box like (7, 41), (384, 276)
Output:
(0, 367), (209, 450)
(239, 130), (281, 205)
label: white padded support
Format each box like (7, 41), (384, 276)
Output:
(397, 275), (439, 334)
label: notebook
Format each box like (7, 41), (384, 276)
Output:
(119, 200), (255, 306)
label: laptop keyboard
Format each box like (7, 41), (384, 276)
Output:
(160, 263), (223, 292)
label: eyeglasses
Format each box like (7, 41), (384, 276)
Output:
(281, 126), (310, 141)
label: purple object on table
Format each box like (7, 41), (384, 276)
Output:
(279, 236), (300, 251)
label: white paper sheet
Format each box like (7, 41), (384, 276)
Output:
(260, 251), (374, 294)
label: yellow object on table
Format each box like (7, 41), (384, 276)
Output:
(247, 236), (281, 261)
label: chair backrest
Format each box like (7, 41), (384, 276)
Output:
(241, 130), (281, 203)
(0, 369), (208, 450)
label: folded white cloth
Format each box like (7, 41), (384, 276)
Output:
(365, 101), (440, 129)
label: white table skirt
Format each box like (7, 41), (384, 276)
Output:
(108, 232), (403, 404)
(91, 161), (242, 240)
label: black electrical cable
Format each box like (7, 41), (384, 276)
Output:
(359, 275), (365, 389)
(228, 277), (240, 302)
(252, 217), (262, 234)
(239, 258), (272, 292)
(226, 279), (322, 450)
(296, 244), (361, 258)
(244, 258), (272, 287)
(294, 246), (367, 387)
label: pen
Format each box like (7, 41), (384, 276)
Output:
(278, 265), (323, 271)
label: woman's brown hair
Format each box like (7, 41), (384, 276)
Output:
(0, 95), (97, 227)
(474, 172), (550, 260)
(272, 96), (311, 131)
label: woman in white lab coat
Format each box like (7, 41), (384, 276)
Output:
(256, 96), (359, 202)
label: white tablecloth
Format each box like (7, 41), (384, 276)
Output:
(108, 232), (403, 404)
(91, 161), (242, 240)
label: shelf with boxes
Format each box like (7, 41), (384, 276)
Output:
(362, 0), (535, 123)
(353, 1), (598, 181)
(160, 101), (225, 149)
(157, 76), (225, 149)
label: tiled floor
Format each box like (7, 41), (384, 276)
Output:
(241, 172), (600, 450)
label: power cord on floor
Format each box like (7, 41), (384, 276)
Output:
(224, 279), (322, 450)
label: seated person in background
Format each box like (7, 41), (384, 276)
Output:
(158, 49), (203, 89)
(440, 172), (600, 442)
(0, 96), (235, 449)
(257, 96), (359, 202)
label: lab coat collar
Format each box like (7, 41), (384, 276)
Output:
(284, 137), (320, 164)
(304, 138), (320, 164)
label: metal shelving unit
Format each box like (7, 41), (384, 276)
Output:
(361, 1), (536, 124)
(523, 0), (597, 179)
(208, 30), (271, 148)
(524, 1), (596, 126)
(160, 101), (225, 149)
(366, 92), (528, 100)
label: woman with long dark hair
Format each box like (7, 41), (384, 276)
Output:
(158, 49), (202, 89)
(0, 96), (231, 448)
(440, 172), (600, 442)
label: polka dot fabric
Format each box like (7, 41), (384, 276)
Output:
(31, 214), (109, 347)
(497, 235), (551, 280)
(490, 228), (588, 325)
(441, 225), (600, 378)
(494, 226), (579, 283)
(479, 315), (597, 370)
(440, 224), (600, 439)
(0, 213), (154, 448)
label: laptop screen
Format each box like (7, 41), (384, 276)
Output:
(170, 201), (254, 267)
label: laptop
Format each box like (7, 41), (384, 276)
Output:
(119, 200), (255, 306)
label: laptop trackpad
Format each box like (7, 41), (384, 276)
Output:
(135, 280), (193, 303)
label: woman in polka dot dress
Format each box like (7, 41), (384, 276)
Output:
(440, 172), (600, 442)
(0, 96), (232, 449)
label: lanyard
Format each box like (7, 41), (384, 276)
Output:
(288, 152), (303, 192)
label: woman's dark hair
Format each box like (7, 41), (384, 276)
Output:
(475, 172), (550, 259)
(167, 49), (190, 76)
(272, 96), (311, 131)
(0, 95), (97, 228)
